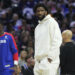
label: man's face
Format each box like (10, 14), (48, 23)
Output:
(0, 24), (3, 32)
(35, 7), (47, 20)
(62, 33), (67, 43)
(71, 27), (75, 34)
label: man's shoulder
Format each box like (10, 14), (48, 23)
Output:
(5, 32), (14, 38)
(47, 15), (58, 25)
(5, 32), (11, 35)
(64, 41), (75, 48)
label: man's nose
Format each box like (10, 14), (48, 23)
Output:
(39, 11), (42, 14)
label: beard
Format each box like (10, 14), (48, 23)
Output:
(37, 15), (46, 21)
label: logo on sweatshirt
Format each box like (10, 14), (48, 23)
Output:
(0, 40), (6, 43)
(5, 64), (10, 67)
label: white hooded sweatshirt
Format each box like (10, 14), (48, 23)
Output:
(34, 14), (62, 64)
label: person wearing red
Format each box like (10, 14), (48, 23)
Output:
(0, 21), (18, 75)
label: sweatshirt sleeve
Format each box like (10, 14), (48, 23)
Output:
(9, 34), (18, 65)
(48, 19), (62, 61)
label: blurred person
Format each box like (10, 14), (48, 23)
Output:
(70, 21), (75, 41)
(0, 21), (18, 75)
(19, 50), (27, 68)
(27, 47), (34, 57)
(18, 0), (27, 13)
(26, 55), (34, 68)
(20, 31), (30, 47)
(70, 14), (75, 41)
(60, 30), (75, 75)
(12, 13), (22, 31)
(1, 11), (10, 31)
(23, 6), (34, 24)
(28, 35), (33, 41)
(61, 18), (69, 32)
(1, 11), (8, 25)
(11, 0), (21, 14)
(52, 7), (64, 27)
(33, 3), (62, 75)
(21, 20), (27, 32)
(6, 8), (13, 20)
(65, 5), (74, 23)
(21, 55), (34, 75)
(19, 31), (28, 50)
(21, 35), (29, 47)
(47, 1), (57, 14)
(25, 30), (30, 37)
(28, 40), (33, 48)
(61, 23), (68, 32)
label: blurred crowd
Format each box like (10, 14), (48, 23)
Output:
(0, 0), (75, 75)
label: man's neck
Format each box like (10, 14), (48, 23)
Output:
(64, 39), (72, 43)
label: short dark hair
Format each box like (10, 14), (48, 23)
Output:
(33, 3), (48, 13)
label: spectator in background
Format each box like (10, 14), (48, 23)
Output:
(1, 11), (8, 26)
(12, 13), (22, 31)
(28, 40), (33, 48)
(6, 8), (13, 20)
(22, 6), (34, 24)
(61, 18), (69, 32)
(19, 50), (27, 68)
(70, 14), (75, 41)
(52, 7), (64, 28)
(70, 21), (75, 41)
(65, 5), (74, 23)
(60, 30), (75, 75)
(20, 34), (29, 49)
(21, 55), (34, 75)
(21, 20), (27, 32)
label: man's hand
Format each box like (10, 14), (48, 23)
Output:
(48, 58), (52, 63)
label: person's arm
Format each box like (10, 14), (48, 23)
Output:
(9, 33), (18, 65)
(48, 19), (62, 62)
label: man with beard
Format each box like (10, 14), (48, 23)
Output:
(33, 3), (62, 75)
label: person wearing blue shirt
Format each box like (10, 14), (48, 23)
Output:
(0, 21), (18, 75)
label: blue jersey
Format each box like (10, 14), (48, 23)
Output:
(0, 32), (18, 71)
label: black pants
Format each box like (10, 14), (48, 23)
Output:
(61, 74), (75, 75)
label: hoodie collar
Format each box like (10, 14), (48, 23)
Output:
(38, 14), (51, 24)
